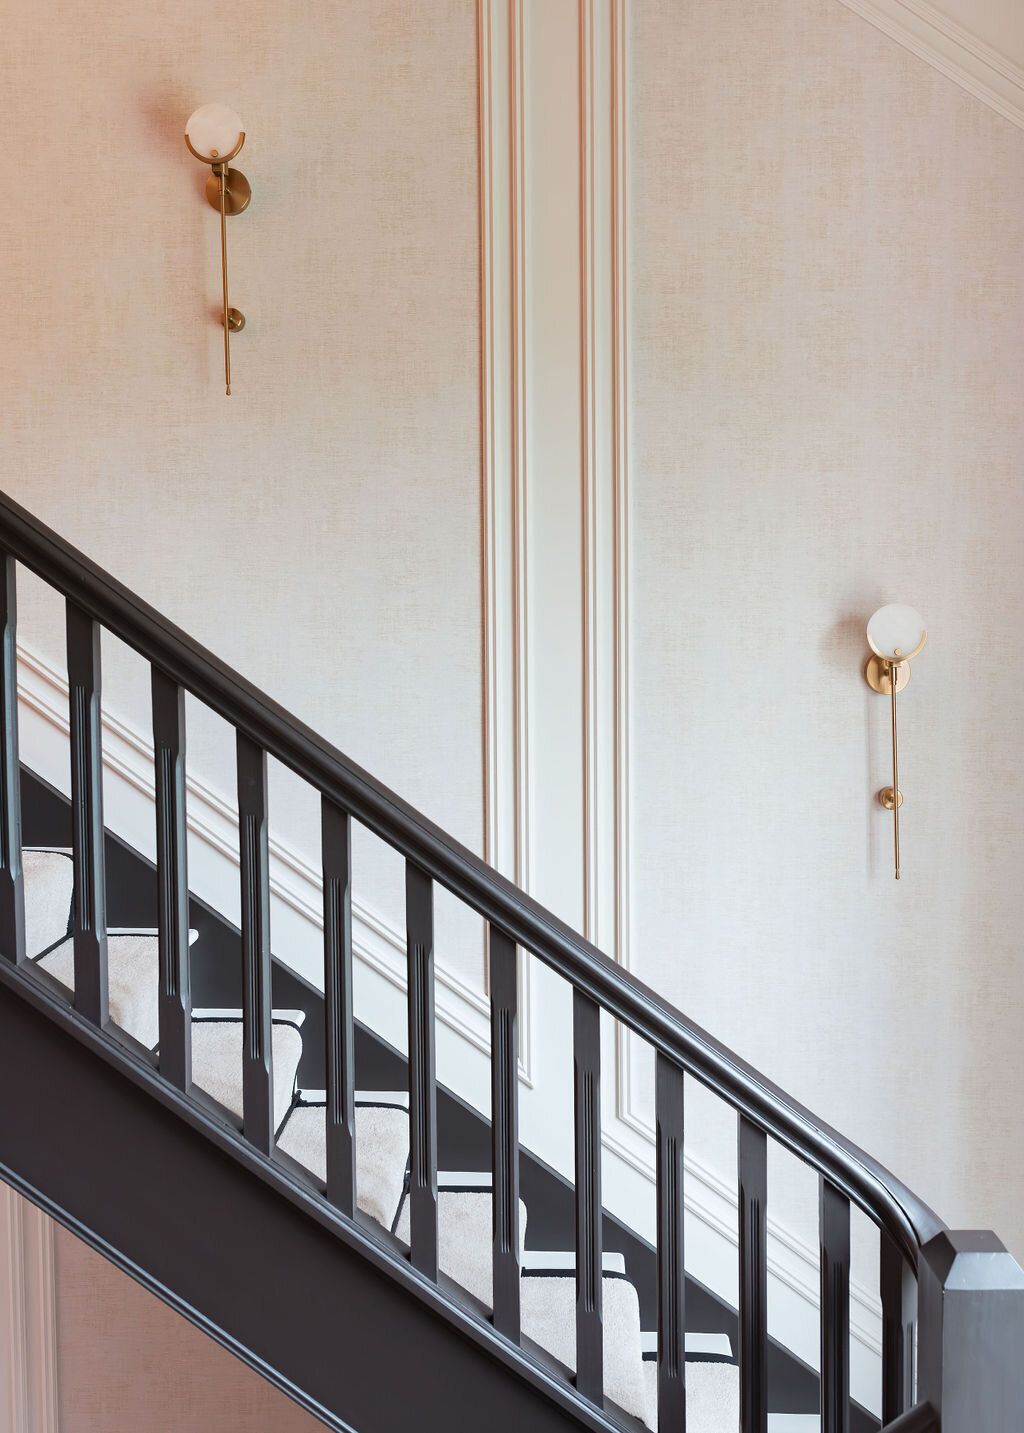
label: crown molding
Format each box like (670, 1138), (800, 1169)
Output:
(837, 0), (1024, 130)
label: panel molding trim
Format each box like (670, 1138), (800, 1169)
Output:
(478, 0), (534, 1080)
(837, 0), (1024, 129)
(1, 1182), (59, 1433)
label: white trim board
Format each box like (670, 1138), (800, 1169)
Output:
(837, 0), (1024, 130)
(0, 1182), (59, 1433)
(15, 638), (881, 1410)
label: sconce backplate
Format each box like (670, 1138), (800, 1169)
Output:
(205, 169), (251, 216)
(865, 656), (912, 696)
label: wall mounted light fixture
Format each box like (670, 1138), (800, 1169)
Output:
(185, 104), (251, 395)
(865, 603), (927, 880)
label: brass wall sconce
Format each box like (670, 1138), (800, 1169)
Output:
(185, 104), (251, 395)
(865, 604), (927, 880)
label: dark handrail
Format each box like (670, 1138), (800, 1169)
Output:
(0, 490), (945, 1268)
(879, 1401), (938, 1433)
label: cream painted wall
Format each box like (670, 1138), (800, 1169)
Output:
(3, 0), (1024, 1422)
(2, 0), (484, 989)
(629, 0), (1024, 1264)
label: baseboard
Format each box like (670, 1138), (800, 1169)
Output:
(15, 639), (880, 1410)
(0, 1182), (59, 1433)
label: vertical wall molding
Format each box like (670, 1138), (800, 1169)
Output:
(1, 1185), (59, 1433)
(577, 0), (635, 1131)
(478, 0), (532, 1079)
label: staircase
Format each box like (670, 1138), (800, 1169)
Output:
(0, 491), (1021, 1433)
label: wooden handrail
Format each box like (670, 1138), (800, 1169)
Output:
(879, 1401), (938, 1433)
(0, 487), (945, 1271)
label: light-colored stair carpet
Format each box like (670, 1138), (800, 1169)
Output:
(642, 1353), (739, 1432)
(191, 1013), (304, 1134)
(524, 1264), (647, 1422)
(38, 929), (197, 1049)
(23, 848), (73, 958)
(393, 1176), (529, 1307)
(276, 1097), (412, 1229)
(23, 849), (746, 1432)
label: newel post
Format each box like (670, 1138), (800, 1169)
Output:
(917, 1230), (1024, 1432)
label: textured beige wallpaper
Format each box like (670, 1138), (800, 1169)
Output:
(629, 0), (1024, 1256)
(1, 0), (483, 985)
(54, 1227), (323, 1432)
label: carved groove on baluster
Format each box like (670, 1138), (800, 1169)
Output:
(0, 553), (25, 965)
(490, 926), (520, 1340)
(66, 602), (107, 1026)
(237, 733), (273, 1154)
(152, 668), (190, 1090)
(406, 861), (437, 1279)
(573, 989), (602, 1401)
(656, 1053), (686, 1430)
(323, 796), (355, 1216)
(738, 1116), (768, 1433)
(821, 1178), (851, 1433)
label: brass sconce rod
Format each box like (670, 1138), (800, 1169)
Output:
(889, 666), (900, 879)
(215, 164), (232, 396)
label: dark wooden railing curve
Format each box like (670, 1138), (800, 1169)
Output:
(0, 491), (948, 1431)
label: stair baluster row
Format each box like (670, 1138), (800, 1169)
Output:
(0, 499), (950, 1433)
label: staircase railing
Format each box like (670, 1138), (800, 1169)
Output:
(0, 489), (1019, 1433)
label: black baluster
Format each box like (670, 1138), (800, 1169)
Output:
(406, 861), (437, 1279)
(820, 1179), (851, 1433)
(573, 989), (602, 1401)
(738, 1116), (768, 1433)
(323, 796), (355, 1215)
(656, 1053), (686, 1431)
(0, 554), (25, 965)
(880, 1232), (907, 1424)
(237, 733), (273, 1153)
(152, 669), (190, 1089)
(490, 927), (520, 1340)
(66, 602), (107, 1026)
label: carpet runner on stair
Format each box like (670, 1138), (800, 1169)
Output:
(22, 848), (743, 1430)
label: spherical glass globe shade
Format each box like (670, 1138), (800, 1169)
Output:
(866, 604), (926, 662)
(185, 104), (244, 161)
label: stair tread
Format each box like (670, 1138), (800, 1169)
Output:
(276, 1102), (411, 1229)
(643, 1358), (739, 1433)
(192, 1017), (302, 1134)
(393, 1186), (528, 1309)
(23, 848), (73, 959)
(522, 1268), (647, 1424)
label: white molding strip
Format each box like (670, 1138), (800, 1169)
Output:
(15, 641), (530, 1087)
(478, 0), (533, 1078)
(1, 1184), (58, 1433)
(579, 0), (629, 970)
(837, 0), (1024, 130)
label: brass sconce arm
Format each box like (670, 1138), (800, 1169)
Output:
(184, 105), (251, 395)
